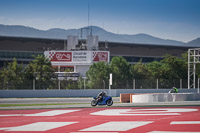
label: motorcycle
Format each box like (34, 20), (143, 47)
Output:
(91, 95), (113, 106)
(168, 87), (178, 93)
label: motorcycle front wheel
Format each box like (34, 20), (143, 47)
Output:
(106, 99), (113, 106)
(91, 100), (97, 106)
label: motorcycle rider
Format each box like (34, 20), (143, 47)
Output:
(169, 87), (178, 93)
(96, 91), (107, 102)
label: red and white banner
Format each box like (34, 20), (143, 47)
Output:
(44, 51), (109, 64)
(47, 51), (72, 62)
(93, 51), (109, 62)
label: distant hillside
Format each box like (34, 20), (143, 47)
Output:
(0, 24), (193, 46)
(187, 38), (200, 46)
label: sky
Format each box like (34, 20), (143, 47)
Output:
(0, 0), (200, 42)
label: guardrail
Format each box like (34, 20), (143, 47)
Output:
(0, 89), (197, 98)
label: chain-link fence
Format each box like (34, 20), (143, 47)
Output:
(109, 79), (188, 89)
(0, 79), (189, 90)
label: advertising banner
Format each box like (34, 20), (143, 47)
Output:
(93, 51), (109, 62)
(44, 51), (109, 64)
(72, 51), (88, 62)
(47, 51), (72, 62)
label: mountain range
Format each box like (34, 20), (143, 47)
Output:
(0, 24), (199, 46)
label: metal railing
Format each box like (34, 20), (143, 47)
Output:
(0, 79), (189, 90)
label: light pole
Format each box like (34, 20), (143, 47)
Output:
(109, 73), (112, 90)
(103, 80), (105, 89)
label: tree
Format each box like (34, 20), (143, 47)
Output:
(160, 54), (187, 79)
(110, 56), (131, 89)
(0, 58), (24, 89)
(25, 55), (56, 89)
(86, 62), (110, 89)
(131, 59), (149, 79)
(147, 61), (162, 79)
(130, 59), (152, 89)
(150, 54), (187, 88)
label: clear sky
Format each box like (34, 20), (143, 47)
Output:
(0, 0), (200, 42)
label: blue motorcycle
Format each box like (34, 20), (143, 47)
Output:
(91, 95), (113, 106)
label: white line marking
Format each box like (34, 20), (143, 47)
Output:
(171, 121), (200, 124)
(0, 110), (80, 117)
(81, 121), (153, 131)
(90, 109), (179, 116)
(91, 108), (198, 116)
(0, 128), (9, 130)
(148, 131), (200, 133)
(71, 132), (118, 133)
(0, 114), (21, 117)
(25, 110), (79, 116)
(5, 122), (77, 131)
(132, 108), (198, 113)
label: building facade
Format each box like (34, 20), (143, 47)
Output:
(0, 36), (192, 68)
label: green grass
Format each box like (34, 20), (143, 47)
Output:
(0, 103), (88, 107)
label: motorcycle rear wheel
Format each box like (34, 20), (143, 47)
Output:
(91, 100), (97, 106)
(106, 99), (113, 106)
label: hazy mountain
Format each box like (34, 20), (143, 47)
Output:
(187, 38), (200, 46)
(0, 24), (193, 46)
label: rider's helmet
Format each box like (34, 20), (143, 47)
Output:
(103, 91), (107, 95)
(173, 87), (178, 93)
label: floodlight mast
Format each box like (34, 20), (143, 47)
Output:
(188, 48), (200, 89)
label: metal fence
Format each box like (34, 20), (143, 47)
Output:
(0, 79), (189, 90)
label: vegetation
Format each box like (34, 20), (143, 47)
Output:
(0, 55), (56, 90)
(0, 52), (199, 89)
(86, 53), (200, 89)
(86, 61), (110, 89)
(110, 56), (132, 89)
(0, 58), (24, 89)
(25, 55), (56, 89)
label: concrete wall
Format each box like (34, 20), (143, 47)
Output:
(0, 89), (197, 98)
(131, 93), (200, 103)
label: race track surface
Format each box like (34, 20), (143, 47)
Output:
(0, 106), (200, 133)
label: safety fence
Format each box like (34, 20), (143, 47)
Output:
(0, 79), (190, 90)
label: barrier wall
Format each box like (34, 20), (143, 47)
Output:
(0, 89), (197, 98)
(131, 93), (200, 103)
